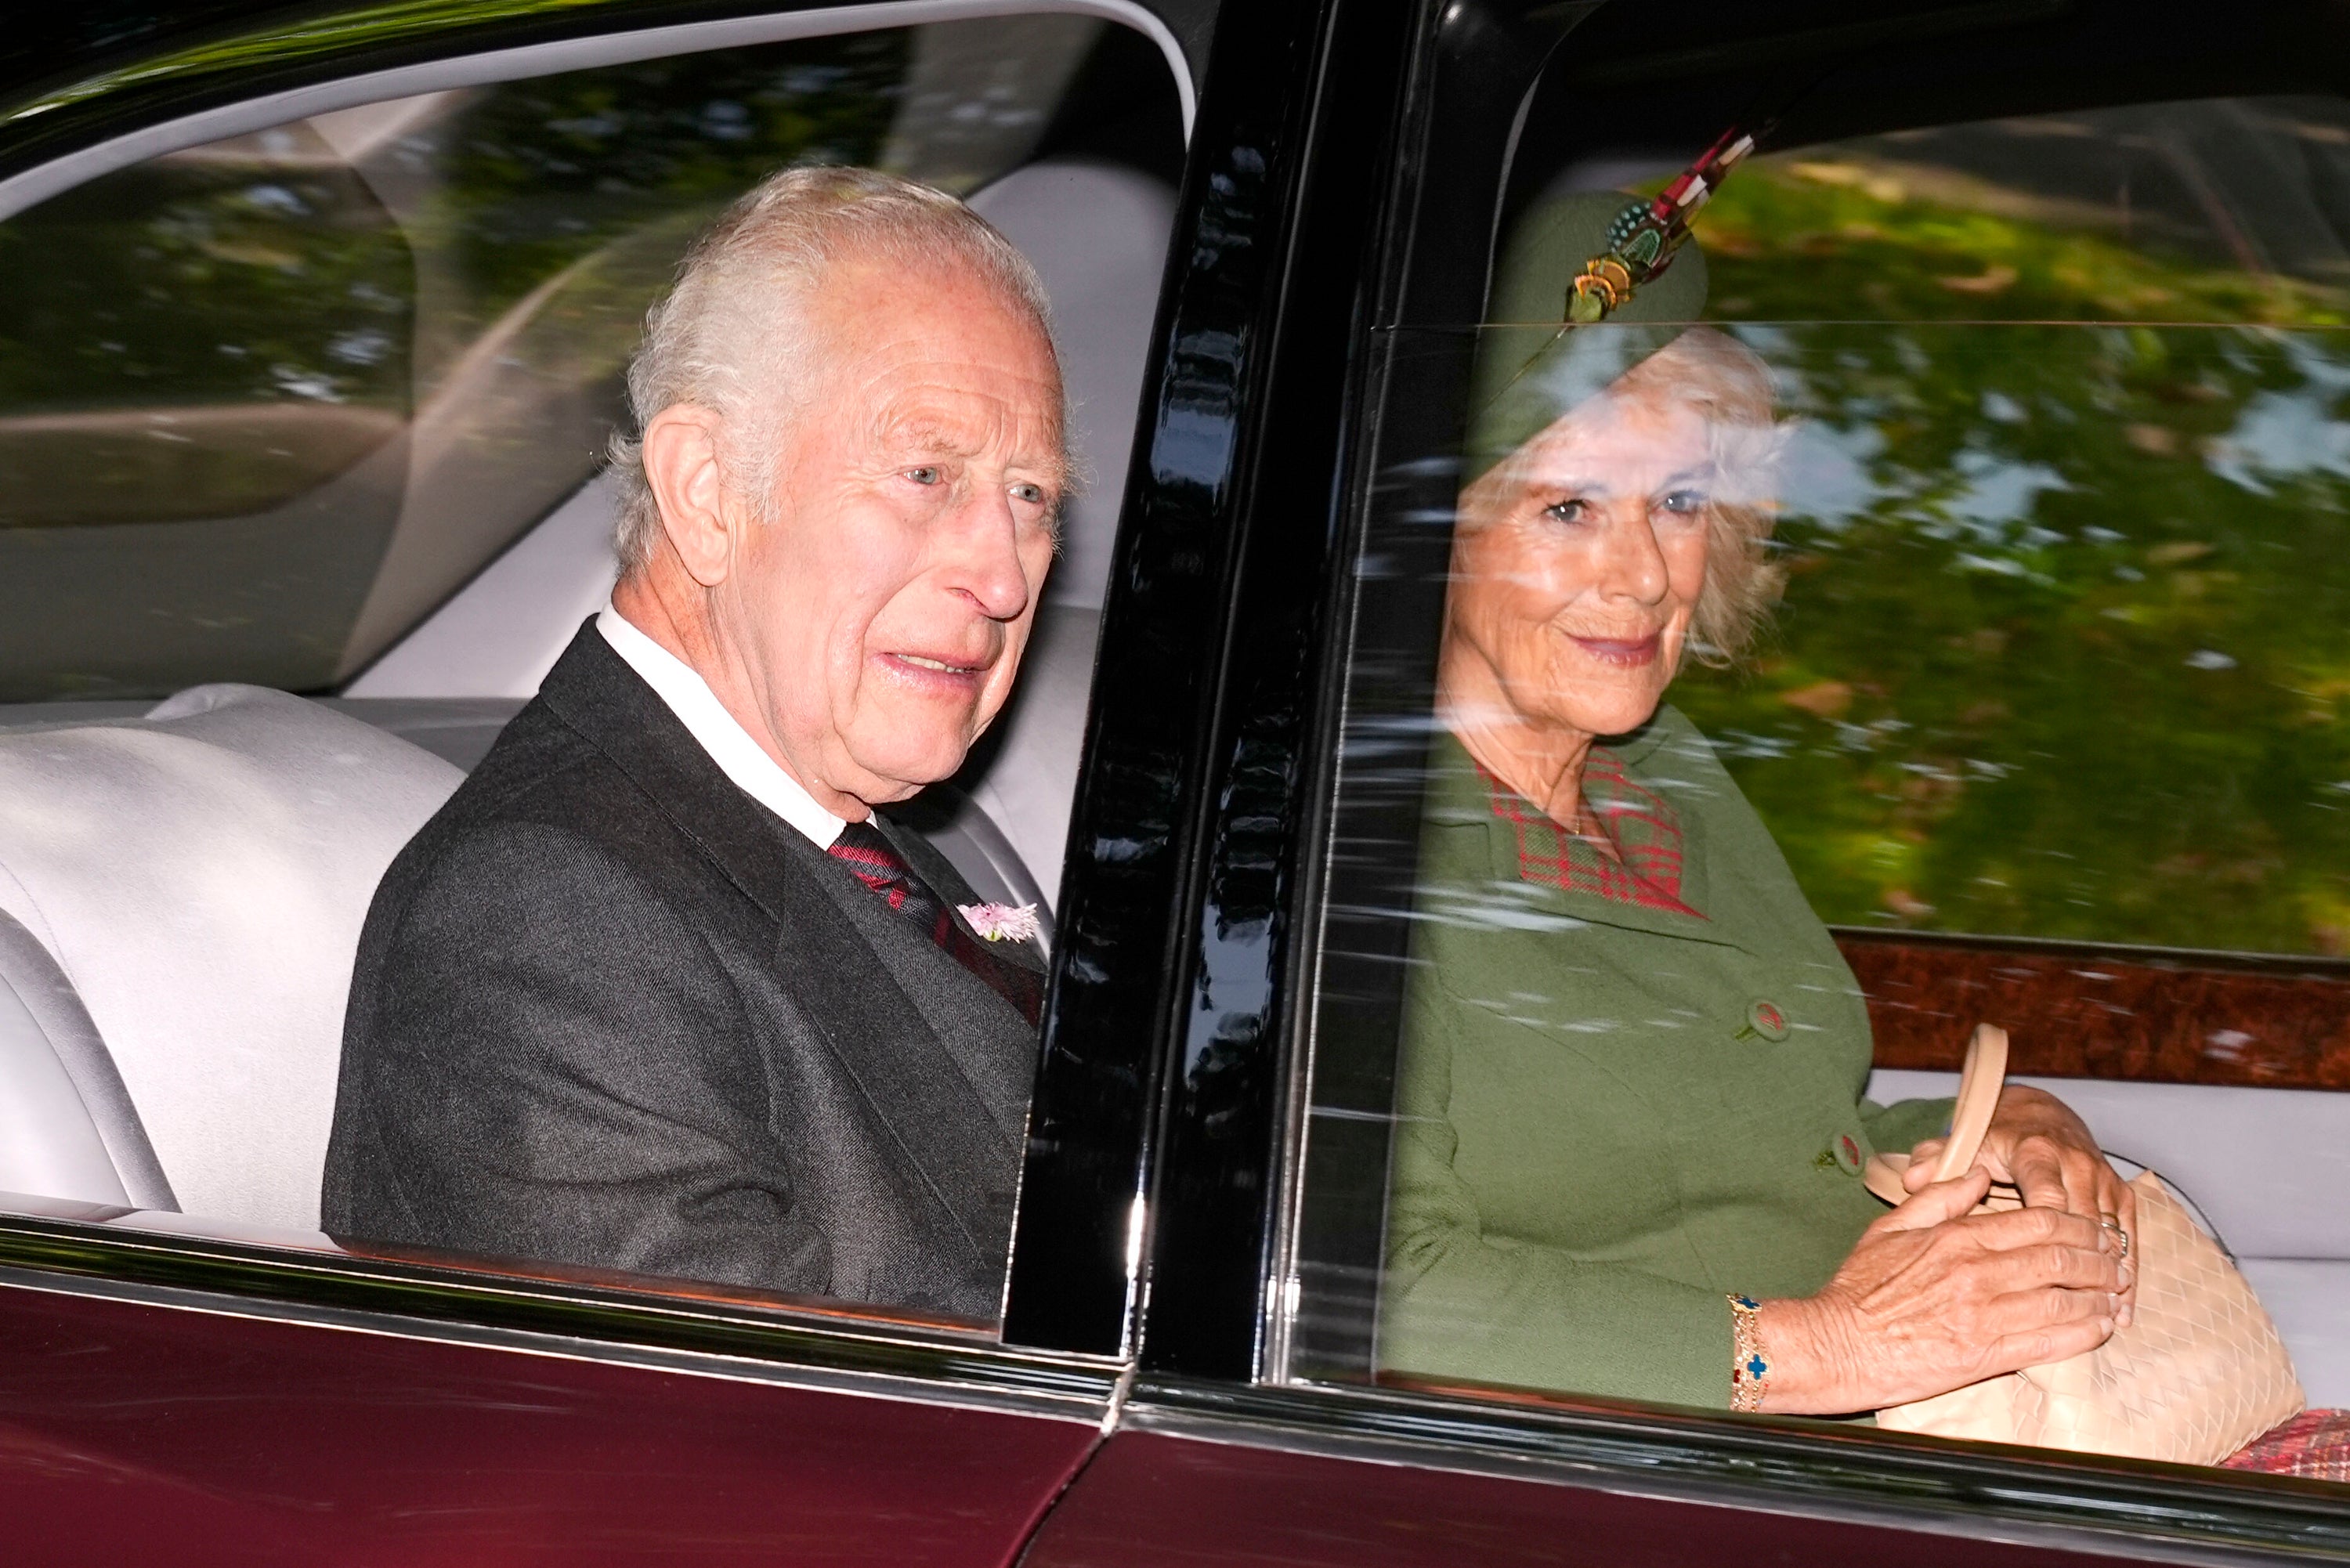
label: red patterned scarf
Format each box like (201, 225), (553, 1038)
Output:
(1477, 748), (1705, 919)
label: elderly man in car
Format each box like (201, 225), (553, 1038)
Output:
(323, 166), (1064, 1318)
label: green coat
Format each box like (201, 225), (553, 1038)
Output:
(1379, 708), (1951, 1409)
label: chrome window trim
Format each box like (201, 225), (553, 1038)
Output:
(0, 1209), (1123, 1422)
(0, 0), (1195, 224)
(1120, 1377), (2350, 1567)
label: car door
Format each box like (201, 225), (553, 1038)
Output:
(0, 1), (1197, 1559)
(1021, 0), (2350, 1561)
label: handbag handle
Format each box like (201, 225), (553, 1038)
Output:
(1864, 1022), (2008, 1205)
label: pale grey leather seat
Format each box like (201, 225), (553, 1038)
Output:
(0, 686), (460, 1229)
(0, 905), (175, 1209)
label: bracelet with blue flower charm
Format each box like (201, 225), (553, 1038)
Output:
(1728, 1294), (1770, 1413)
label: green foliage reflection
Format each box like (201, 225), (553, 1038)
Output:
(1654, 161), (2350, 955)
(414, 33), (910, 383)
(1693, 154), (2348, 328)
(0, 32), (906, 697)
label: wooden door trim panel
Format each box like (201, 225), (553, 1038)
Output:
(1835, 930), (2350, 1090)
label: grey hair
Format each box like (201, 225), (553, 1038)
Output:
(1604, 328), (1788, 666)
(606, 164), (1060, 573)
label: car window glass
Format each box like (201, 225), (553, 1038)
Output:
(1279, 79), (2350, 1484)
(0, 10), (1182, 1341)
(0, 16), (1102, 703)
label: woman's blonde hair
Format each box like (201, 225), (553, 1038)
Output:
(1606, 327), (1785, 664)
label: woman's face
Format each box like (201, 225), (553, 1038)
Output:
(1445, 391), (1715, 742)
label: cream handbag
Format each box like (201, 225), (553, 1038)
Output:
(1867, 1025), (2305, 1465)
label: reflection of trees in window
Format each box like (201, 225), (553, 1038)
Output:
(408, 18), (1097, 385)
(1669, 323), (2350, 957)
(324, 33), (933, 677)
(0, 132), (414, 415)
(416, 31), (913, 371)
(0, 19), (1106, 701)
(1687, 99), (2350, 324)
(1631, 100), (2350, 957)
(0, 130), (414, 529)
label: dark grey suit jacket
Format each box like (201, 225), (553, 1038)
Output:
(322, 624), (1042, 1321)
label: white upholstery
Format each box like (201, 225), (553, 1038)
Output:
(0, 905), (173, 1209)
(961, 604), (1101, 906)
(969, 157), (1177, 613)
(1865, 1071), (2350, 1259)
(345, 473), (620, 700)
(1868, 1069), (2350, 1407)
(0, 923), (131, 1208)
(2240, 1260), (2350, 1411)
(0, 686), (460, 1229)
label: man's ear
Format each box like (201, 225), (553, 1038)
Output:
(641, 405), (737, 588)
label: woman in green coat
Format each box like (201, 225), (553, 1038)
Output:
(1379, 197), (2135, 1417)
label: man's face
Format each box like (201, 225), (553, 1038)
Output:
(717, 255), (1065, 807)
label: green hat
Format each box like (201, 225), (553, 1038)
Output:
(1466, 190), (1710, 483)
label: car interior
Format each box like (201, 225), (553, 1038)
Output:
(0, 13), (1182, 1283)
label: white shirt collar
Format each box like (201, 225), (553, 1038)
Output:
(596, 602), (845, 850)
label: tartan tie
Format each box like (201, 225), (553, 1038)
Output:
(826, 820), (1042, 1025)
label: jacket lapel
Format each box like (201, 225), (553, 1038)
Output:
(536, 622), (1029, 1256)
(801, 862), (1036, 1151)
(772, 869), (1027, 1259)
(885, 819), (1048, 979)
(536, 623), (811, 930)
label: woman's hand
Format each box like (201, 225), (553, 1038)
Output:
(1903, 1086), (2137, 1323)
(1752, 1168), (2126, 1414)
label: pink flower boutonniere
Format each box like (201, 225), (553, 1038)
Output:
(958, 901), (1042, 943)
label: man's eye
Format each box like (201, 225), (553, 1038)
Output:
(1658, 489), (1708, 515)
(1543, 498), (1588, 524)
(1010, 482), (1047, 506)
(906, 466), (943, 486)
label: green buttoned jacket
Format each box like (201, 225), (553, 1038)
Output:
(1378, 708), (1952, 1410)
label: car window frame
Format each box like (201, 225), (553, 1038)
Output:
(0, 0), (1196, 223)
(1121, 0), (2350, 1559)
(0, 0), (1202, 1422)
